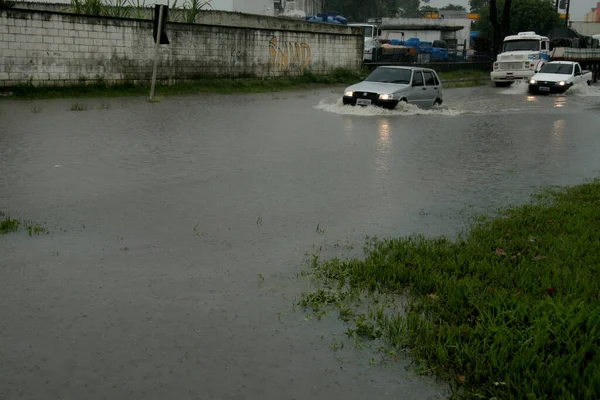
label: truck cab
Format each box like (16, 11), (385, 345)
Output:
(490, 31), (550, 86)
(348, 23), (381, 61)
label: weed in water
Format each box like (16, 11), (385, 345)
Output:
(1, 216), (47, 236)
(297, 179), (600, 399)
(316, 223), (325, 234)
(31, 103), (42, 113)
(70, 102), (87, 111)
(1, 216), (20, 234)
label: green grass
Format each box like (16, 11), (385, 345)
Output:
(3, 68), (491, 100)
(298, 179), (600, 399)
(1, 213), (48, 236)
(4, 69), (364, 100)
(0, 215), (20, 234)
(438, 69), (490, 81)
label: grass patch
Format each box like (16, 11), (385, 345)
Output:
(4, 69), (365, 100)
(70, 102), (87, 111)
(0, 215), (20, 234)
(438, 69), (490, 81)
(3, 68), (491, 100)
(0, 213), (48, 236)
(297, 179), (600, 399)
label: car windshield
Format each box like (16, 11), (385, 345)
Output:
(365, 68), (411, 84)
(502, 39), (540, 52)
(539, 63), (573, 75)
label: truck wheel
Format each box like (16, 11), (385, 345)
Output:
(495, 82), (510, 87)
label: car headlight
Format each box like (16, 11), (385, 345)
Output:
(344, 91), (354, 97)
(379, 94), (393, 100)
(558, 81), (566, 86)
(530, 79), (536, 84)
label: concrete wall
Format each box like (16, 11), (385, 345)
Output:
(571, 21), (600, 36)
(0, 8), (363, 87)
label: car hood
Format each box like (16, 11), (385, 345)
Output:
(531, 73), (571, 82)
(346, 81), (410, 94)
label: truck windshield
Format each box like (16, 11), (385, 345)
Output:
(502, 39), (540, 52)
(539, 63), (573, 75)
(365, 68), (412, 84)
(363, 26), (373, 38)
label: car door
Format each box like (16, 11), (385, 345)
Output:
(574, 63), (582, 84)
(409, 70), (427, 106)
(423, 70), (441, 106)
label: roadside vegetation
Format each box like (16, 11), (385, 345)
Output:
(66, 0), (212, 22)
(297, 179), (600, 399)
(4, 68), (488, 100)
(0, 213), (47, 236)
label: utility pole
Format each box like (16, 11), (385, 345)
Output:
(149, 5), (164, 101)
(564, 0), (570, 27)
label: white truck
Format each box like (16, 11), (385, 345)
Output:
(490, 31), (550, 86)
(348, 23), (382, 61)
(528, 61), (593, 94)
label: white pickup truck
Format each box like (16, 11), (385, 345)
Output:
(528, 61), (593, 94)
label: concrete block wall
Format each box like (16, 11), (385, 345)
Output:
(0, 9), (363, 87)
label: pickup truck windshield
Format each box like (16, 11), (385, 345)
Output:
(365, 68), (412, 84)
(363, 26), (373, 38)
(502, 39), (540, 52)
(539, 63), (573, 75)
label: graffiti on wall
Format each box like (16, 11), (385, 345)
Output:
(269, 37), (311, 72)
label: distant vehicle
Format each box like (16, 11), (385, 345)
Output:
(347, 23), (382, 61)
(342, 66), (444, 109)
(305, 12), (347, 25)
(491, 31), (550, 87)
(528, 61), (593, 94)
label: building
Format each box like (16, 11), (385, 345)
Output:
(584, 2), (600, 22)
(275, 0), (323, 18)
(379, 15), (472, 53)
(211, 0), (275, 16)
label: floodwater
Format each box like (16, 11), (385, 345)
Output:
(1, 82), (599, 400)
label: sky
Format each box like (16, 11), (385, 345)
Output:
(23, 0), (600, 20)
(427, 0), (598, 20)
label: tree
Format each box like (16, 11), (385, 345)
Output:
(477, 0), (561, 53)
(440, 4), (466, 10)
(469, 0), (488, 12)
(322, 0), (419, 21)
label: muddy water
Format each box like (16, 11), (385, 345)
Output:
(1, 84), (599, 400)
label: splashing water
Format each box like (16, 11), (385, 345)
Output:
(564, 82), (600, 97)
(314, 97), (468, 117)
(498, 81), (600, 98)
(498, 81), (529, 95)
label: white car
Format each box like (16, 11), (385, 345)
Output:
(528, 61), (593, 94)
(342, 66), (444, 110)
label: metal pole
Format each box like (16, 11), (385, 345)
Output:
(149, 5), (164, 101)
(564, 0), (570, 27)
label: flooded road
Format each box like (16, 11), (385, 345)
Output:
(1, 83), (600, 400)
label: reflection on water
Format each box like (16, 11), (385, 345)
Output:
(375, 119), (392, 174)
(551, 119), (566, 149)
(554, 97), (566, 108)
(343, 116), (354, 136)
